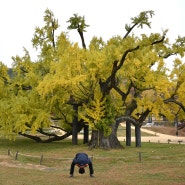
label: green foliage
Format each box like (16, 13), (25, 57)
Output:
(1, 9), (185, 143)
(125, 10), (154, 31)
(32, 8), (59, 62)
(89, 36), (105, 51)
(67, 13), (89, 32)
(79, 87), (116, 136)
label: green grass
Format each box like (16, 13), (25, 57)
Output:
(117, 125), (154, 137)
(1, 136), (185, 185)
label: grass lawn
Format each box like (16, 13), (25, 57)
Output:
(0, 136), (185, 185)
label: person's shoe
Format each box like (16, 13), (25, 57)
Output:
(69, 174), (73, 177)
(90, 174), (94, 177)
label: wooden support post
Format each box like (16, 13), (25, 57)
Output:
(139, 152), (142, 163)
(8, 149), (10, 155)
(40, 154), (44, 165)
(91, 154), (94, 161)
(15, 151), (19, 160)
(178, 140), (183, 144)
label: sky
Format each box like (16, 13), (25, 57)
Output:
(0, 0), (185, 67)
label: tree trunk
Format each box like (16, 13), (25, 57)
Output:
(126, 121), (131, 146)
(135, 124), (141, 147)
(72, 104), (78, 145)
(88, 130), (98, 149)
(148, 115), (152, 123)
(83, 124), (89, 144)
(89, 122), (123, 149)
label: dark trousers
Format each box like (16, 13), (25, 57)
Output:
(70, 162), (94, 175)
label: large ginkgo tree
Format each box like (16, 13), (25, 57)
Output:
(0, 9), (185, 148)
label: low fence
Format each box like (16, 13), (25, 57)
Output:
(6, 149), (74, 165)
(1, 148), (185, 167)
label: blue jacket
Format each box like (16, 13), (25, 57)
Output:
(73, 153), (92, 166)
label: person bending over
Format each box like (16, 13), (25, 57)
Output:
(70, 153), (94, 177)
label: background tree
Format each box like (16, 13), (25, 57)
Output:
(164, 57), (185, 117)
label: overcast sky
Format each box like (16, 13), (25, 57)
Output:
(0, 0), (185, 67)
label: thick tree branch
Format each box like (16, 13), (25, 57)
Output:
(19, 129), (72, 143)
(78, 26), (86, 49)
(163, 98), (185, 112)
(151, 35), (165, 45)
(123, 23), (138, 39)
(116, 115), (137, 125)
(18, 132), (42, 142)
(100, 34), (166, 96)
(138, 109), (151, 123)
(113, 81), (133, 103)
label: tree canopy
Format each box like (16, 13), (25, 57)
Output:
(0, 9), (185, 148)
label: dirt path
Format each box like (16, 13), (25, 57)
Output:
(119, 124), (185, 144)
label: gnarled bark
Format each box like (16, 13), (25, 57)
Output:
(89, 121), (124, 149)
